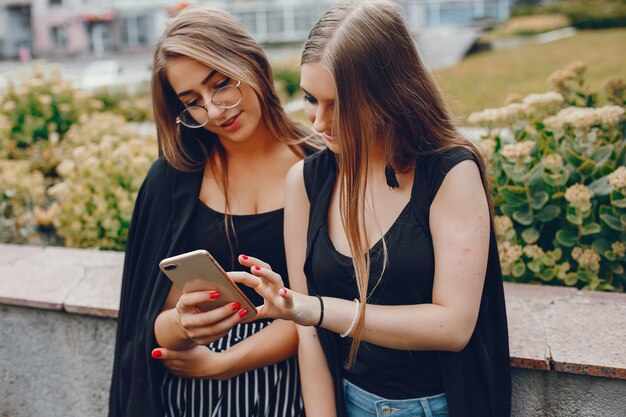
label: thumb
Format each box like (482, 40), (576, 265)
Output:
(151, 347), (176, 360)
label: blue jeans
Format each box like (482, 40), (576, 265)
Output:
(343, 379), (449, 417)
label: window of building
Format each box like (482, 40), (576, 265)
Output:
(50, 26), (68, 48)
(49, 0), (62, 5)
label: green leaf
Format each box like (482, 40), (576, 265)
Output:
(563, 272), (578, 286)
(612, 198), (626, 208)
(600, 213), (625, 232)
(502, 163), (526, 183)
(555, 229), (578, 247)
(521, 227), (540, 244)
(501, 205), (516, 217)
(501, 186), (528, 207)
(575, 159), (596, 176)
(566, 211), (583, 225)
(512, 262), (526, 278)
(563, 147), (585, 168)
(592, 239), (611, 255)
(527, 261), (541, 273)
(536, 205), (561, 222)
(591, 145), (614, 166)
(605, 251), (617, 261)
(538, 267), (556, 281)
(580, 222), (602, 236)
(530, 191), (549, 210)
(512, 210), (534, 226)
(587, 175), (612, 196)
(526, 164), (543, 185)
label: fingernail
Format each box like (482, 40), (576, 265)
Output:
(241, 255), (248, 260)
(239, 309), (248, 318)
(151, 350), (162, 358)
(232, 303), (241, 311)
(282, 288), (288, 295)
(254, 266), (261, 271)
(210, 291), (220, 299)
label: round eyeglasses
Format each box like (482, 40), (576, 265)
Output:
(176, 80), (242, 128)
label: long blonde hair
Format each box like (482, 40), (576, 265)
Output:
(152, 6), (321, 263)
(302, 0), (491, 365)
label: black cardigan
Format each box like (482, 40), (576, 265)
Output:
(108, 157), (203, 416)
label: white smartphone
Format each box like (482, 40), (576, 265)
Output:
(159, 249), (257, 319)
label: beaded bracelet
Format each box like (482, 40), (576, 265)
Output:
(314, 295), (324, 327)
(340, 298), (360, 338)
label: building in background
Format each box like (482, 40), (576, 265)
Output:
(0, 0), (513, 60)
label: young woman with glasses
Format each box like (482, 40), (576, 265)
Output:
(234, 1), (511, 416)
(108, 6), (320, 417)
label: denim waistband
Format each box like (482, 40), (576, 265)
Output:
(343, 379), (448, 417)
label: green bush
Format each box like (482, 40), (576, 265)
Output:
(513, 0), (626, 29)
(46, 113), (157, 250)
(91, 82), (153, 122)
(0, 63), (80, 159)
(274, 67), (301, 99)
(468, 61), (626, 291)
(0, 160), (46, 244)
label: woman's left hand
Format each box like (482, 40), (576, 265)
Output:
(151, 345), (233, 380)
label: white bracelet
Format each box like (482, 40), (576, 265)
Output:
(340, 298), (360, 338)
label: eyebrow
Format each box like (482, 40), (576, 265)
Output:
(176, 70), (218, 97)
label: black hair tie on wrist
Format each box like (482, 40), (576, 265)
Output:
(385, 164), (400, 189)
(315, 295), (324, 327)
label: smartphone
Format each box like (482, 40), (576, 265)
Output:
(159, 249), (257, 319)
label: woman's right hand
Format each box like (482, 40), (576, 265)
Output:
(175, 291), (246, 346)
(233, 254), (320, 327)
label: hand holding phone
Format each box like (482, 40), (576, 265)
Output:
(159, 250), (257, 320)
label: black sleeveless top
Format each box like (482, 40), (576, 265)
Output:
(160, 202), (303, 417)
(303, 148), (511, 417)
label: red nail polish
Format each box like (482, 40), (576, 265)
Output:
(282, 288), (288, 295)
(254, 266), (261, 271)
(151, 350), (162, 358)
(239, 309), (248, 318)
(232, 303), (241, 311)
(241, 255), (248, 260)
(210, 291), (220, 299)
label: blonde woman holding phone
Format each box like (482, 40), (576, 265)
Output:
(235, 1), (511, 416)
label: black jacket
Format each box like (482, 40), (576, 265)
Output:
(108, 157), (203, 416)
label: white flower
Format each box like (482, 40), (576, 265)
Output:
(608, 166), (626, 191)
(501, 141), (535, 164)
(564, 184), (594, 209)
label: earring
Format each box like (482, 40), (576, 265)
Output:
(385, 165), (399, 189)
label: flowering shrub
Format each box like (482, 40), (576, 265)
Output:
(0, 63), (153, 165)
(0, 63), (80, 159)
(469, 61), (626, 291)
(0, 160), (46, 244)
(47, 113), (157, 250)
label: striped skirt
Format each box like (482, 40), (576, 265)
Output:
(161, 319), (303, 417)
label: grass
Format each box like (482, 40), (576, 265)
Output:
(435, 28), (626, 117)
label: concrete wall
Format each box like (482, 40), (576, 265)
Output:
(1, 304), (115, 417)
(512, 368), (626, 416)
(1, 303), (625, 416)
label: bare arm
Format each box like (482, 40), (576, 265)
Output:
(239, 160), (489, 353)
(285, 161), (337, 417)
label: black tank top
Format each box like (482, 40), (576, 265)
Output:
(304, 149), (449, 399)
(304, 148), (511, 415)
(186, 202), (290, 304)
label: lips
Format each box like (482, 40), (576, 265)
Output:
(220, 112), (241, 128)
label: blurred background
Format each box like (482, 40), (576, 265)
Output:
(0, 0), (625, 291)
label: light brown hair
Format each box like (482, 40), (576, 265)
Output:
(302, 0), (491, 365)
(152, 6), (321, 262)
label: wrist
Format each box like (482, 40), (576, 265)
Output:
(294, 294), (322, 327)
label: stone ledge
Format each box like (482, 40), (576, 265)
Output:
(1, 243), (625, 380)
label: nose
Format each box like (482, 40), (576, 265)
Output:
(206, 100), (227, 120)
(312, 104), (333, 135)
